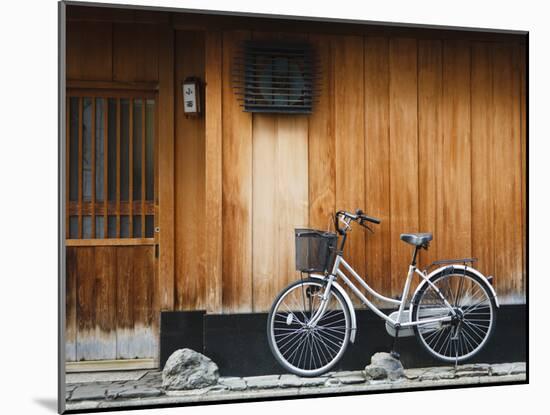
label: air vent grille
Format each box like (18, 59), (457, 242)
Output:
(233, 41), (320, 114)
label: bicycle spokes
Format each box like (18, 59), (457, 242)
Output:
(268, 280), (351, 376)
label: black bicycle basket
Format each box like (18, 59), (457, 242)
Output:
(295, 228), (338, 273)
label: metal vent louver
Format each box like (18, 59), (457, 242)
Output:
(233, 41), (320, 114)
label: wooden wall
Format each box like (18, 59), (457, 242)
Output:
(174, 31), (207, 310)
(204, 32), (527, 313)
(66, 7), (527, 362)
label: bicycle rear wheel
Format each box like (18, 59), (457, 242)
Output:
(411, 270), (497, 363)
(267, 278), (351, 377)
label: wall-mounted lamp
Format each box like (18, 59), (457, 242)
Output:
(182, 77), (202, 117)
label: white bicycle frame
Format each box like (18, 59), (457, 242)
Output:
(307, 253), (456, 330)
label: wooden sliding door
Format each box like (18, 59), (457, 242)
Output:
(65, 91), (159, 364)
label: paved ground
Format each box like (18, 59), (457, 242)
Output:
(65, 362), (526, 411)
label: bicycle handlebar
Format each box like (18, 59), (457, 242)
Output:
(334, 209), (381, 235)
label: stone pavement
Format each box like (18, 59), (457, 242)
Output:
(65, 362), (526, 411)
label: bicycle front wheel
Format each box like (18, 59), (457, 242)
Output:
(267, 278), (351, 377)
(411, 270), (497, 363)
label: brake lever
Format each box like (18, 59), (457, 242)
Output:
(359, 219), (374, 234)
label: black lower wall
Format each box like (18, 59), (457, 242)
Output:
(160, 305), (526, 377)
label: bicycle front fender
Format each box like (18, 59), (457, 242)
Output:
(310, 274), (357, 343)
(411, 265), (500, 314)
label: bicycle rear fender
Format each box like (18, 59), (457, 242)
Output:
(310, 274), (357, 343)
(410, 265), (500, 314)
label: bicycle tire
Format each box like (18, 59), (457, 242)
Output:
(267, 278), (351, 377)
(411, 269), (497, 363)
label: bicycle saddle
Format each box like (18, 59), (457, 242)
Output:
(400, 233), (432, 247)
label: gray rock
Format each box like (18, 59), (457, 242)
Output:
(364, 365), (388, 380)
(162, 348), (219, 390)
(364, 352), (405, 381)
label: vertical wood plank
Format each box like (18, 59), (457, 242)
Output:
(129, 98), (134, 237)
(76, 247), (117, 360)
(493, 42), (522, 300)
(389, 38), (419, 298)
(116, 246), (134, 358)
(174, 30), (206, 311)
(275, 32), (309, 300)
(308, 34), (335, 232)
(158, 23), (175, 310)
(417, 40), (443, 270)
(104, 98), (109, 236)
(91, 97), (96, 237)
(439, 40), (472, 261)
(249, 31), (310, 312)
(66, 248), (77, 360)
(130, 246), (156, 358)
(251, 31), (280, 313)
(66, 97), (71, 239)
(113, 23), (160, 82)
(276, 114), (309, 294)
(116, 99), (121, 237)
(364, 36), (392, 300)
(67, 22), (113, 81)
(222, 30), (253, 313)
(471, 42), (495, 280)
(93, 247), (117, 358)
(78, 98), (83, 238)
(205, 31), (223, 313)
(141, 96), (146, 235)
(252, 113), (277, 311)
(334, 35), (366, 304)
(519, 42), (527, 299)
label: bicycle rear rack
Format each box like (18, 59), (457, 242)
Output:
(424, 257), (477, 273)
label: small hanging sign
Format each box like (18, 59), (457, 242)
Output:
(182, 77), (202, 117)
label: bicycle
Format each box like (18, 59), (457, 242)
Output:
(267, 209), (499, 377)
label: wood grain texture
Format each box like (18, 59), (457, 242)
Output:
(75, 247), (117, 360)
(252, 113), (278, 311)
(174, 30), (206, 311)
(222, 30), (253, 313)
(333, 36), (366, 304)
(113, 23), (160, 82)
(364, 36), (391, 301)
(205, 31), (223, 313)
(471, 42), (495, 280)
(389, 38), (419, 298)
(519, 42), (527, 298)
(157, 23), (175, 310)
(250, 31), (277, 312)
(66, 246), (159, 361)
(276, 114), (309, 293)
(67, 21), (113, 81)
(417, 40), (442, 272)
(493, 42), (523, 300)
(308, 34), (336, 232)
(439, 40), (472, 260)
(66, 247), (77, 361)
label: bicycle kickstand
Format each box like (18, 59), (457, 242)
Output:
(390, 325), (401, 360)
